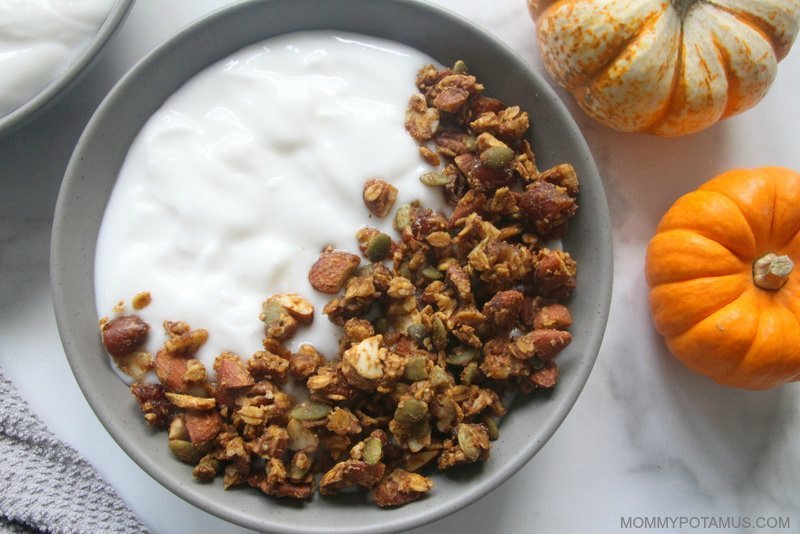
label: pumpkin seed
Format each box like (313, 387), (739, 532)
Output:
(404, 355), (429, 381)
(461, 362), (479, 385)
(394, 203), (412, 231)
(407, 323), (429, 344)
(290, 401), (331, 421)
(480, 146), (515, 169)
(260, 300), (284, 324)
(168, 439), (204, 465)
(366, 233), (392, 262)
(289, 451), (312, 480)
(394, 399), (429, 424)
(429, 365), (453, 388)
(408, 417), (431, 452)
(446, 346), (478, 366)
(457, 425), (481, 461)
(432, 316), (448, 349)
(403, 449), (440, 472)
(372, 316), (389, 335)
(484, 417), (499, 441)
(399, 262), (412, 279)
(464, 135), (478, 153)
(421, 266), (443, 281)
(363, 437), (383, 465)
(452, 59), (468, 74)
(354, 263), (374, 277)
(420, 171), (450, 187)
(287, 418), (319, 451)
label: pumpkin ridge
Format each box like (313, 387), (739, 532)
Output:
(576, 7), (668, 93)
(651, 274), (749, 337)
(643, 13), (686, 133)
(710, 34), (738, 118)
(707, 1), (787, 60)
(646, 229), (748, 285)
(698, 187), (767, 254)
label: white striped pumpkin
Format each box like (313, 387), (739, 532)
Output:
(528, 0), (800, 136)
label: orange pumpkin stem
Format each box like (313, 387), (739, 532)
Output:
(752, 253), (794, 291)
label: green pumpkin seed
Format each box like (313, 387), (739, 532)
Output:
(289, 452), (312, 480)
(366, 233), (392, 262)
(404, 355), (429, 381)
(395, 399), (429, 424)
(480, 146), (515, 169)
(289, 402), (331, 421)
(457, 425), (481, 461)
(431, 316), (448, 349)
(399, 262), (412, 279)
(464, 135), (478, 153)
(407, 323), (429, 345)
(168, 439), (205, 465)
(446, 346), (478, 366)
(421, 266), (443, 281)
(363, 437), (383, 465)
(394, 204), (412, 231)
(452, 59), (468, 74)
(420, 171), (450, 187)
(429, 365), (453, 388)
(484, 417), (499, 441)
(260, 300), (284, 324)
(461, 362), (479, 385)
(372, 316), (389, 335)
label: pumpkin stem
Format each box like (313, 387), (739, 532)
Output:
(671, 0), (697, 19)
(753, 253), (794, 291)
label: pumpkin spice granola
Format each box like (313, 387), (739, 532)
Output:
(101, 61), (578, 508)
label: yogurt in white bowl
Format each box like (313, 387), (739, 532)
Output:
(0, 0), (131, 135)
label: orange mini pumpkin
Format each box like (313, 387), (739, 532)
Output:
(646, 167), (800, 389)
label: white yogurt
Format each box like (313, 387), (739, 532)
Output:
(95, 31), (447, 376)
(0, 0), (115, 118)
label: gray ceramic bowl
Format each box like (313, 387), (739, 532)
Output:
(0, 0), (134, 139)
(51, 0), (612, 532)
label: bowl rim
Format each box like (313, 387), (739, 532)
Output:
(0, 0), (135, 139)
(51, 0), (613, 532)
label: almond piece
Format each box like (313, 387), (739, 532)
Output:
(185, 410), (223, 446)
(308, 250), (361, 294)
(214, 352), (255, 390)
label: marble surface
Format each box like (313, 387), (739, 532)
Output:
(1, 1), (799, 532)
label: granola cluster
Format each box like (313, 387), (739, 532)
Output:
(102, 61), (579, 509)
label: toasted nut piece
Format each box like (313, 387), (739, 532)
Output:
(539, 163), (579, 196)
(248, 350), (289, 382)
(326, 407), (362, 436)
(102, 315), (149, 357)
(289, 344), (325, 380)
(534, 249), (577, 299)
(185, 410), (222, 446)
(529, 361), (560, 388)
(154, 350), (190, 393)
(269, 293), (314, 325)
(193, 455), (221, 481)
(165, 392), (215, 410)
(113, 350), (154, 382)
(130, 383), (172, 429)
(520, 181), (577, 239)
(405, 93), (439, 142)
(341, 335), (386, 390)
(131, 291), (152, 310)
(363, 179), (398, 217)
(419, 146), (441, 166)
(373, 469), (434, 508)
(214, 352), (255, 389)
(319, 460), (386, 496)
(533, 304), (572, 330)
(238, 405), (268, 426)
(513, 329), (572, 360)
(168, 439), (205, 465)
(483, 290), (524, 330)
(308, 249), (361, 294)
(403, 450), (440, 472)
(164, 328), (208, 355)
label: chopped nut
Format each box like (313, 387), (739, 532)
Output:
(326, 407), (362, 436)
(363, 179), (398, 217)
(533, 303), (572, 330)
(102, 315), (149, 357)
(164, 328), (209, 355)
(519, 181), (577, 239)
(470, 106), (530, 141)
(132, 291), (152, 310)
(130, 384), (172, 429)
(214, 352), (255, 389)
(540, 163), (579, 196)
(165, 392), (216, 410)
(290, 344), (325, 380)
(185, 410), (222, 446)
(373, 469), (434, 507)
(513, 329), (572, 360)
(308, 249), (361, 294)
(419, 146), (441, 166)
(529, 361), (560, 388)
(269, 293), (314, 325)
(405, 93), (440, 142)
(260, 298), (299, 341)
(319, 460), (386, 496)
(482, 290), (523, 331)
(247, 350), (289, 382)
(534, 249), (577, 299)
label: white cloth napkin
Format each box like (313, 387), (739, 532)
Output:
(0, 367), (147, 533)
